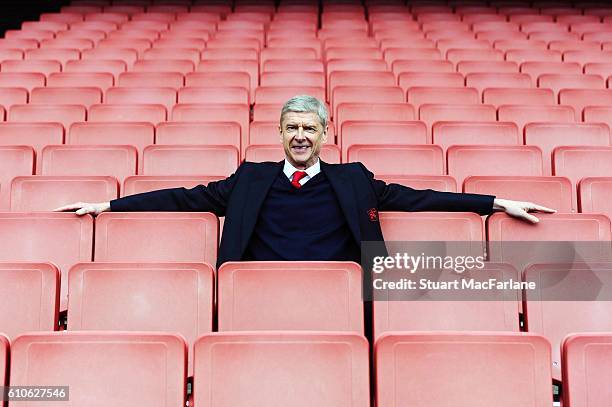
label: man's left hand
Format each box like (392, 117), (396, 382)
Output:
(493, 198), (557, 223)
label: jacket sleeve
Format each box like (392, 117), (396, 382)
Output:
(358, 163), (496, 215)
(109, 165), (242, 216)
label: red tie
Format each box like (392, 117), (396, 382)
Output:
(291, 171), (308, 189)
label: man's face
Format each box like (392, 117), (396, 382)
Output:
(280, 111), (328, 169)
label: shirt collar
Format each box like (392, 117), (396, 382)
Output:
(283, 158), (321, 180)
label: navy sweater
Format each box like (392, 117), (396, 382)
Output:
(244, 170), (361, 262)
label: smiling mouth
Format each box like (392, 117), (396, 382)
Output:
(291, 146), (310, 153)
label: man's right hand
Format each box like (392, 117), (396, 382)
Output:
(53, 202), (111, 216)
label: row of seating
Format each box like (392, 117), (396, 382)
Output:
(4, 259), (612, 377)
(2, 330), (607, 406)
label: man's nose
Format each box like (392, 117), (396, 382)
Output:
(295, 126), (306, 139)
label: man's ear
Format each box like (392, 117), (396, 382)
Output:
(278, 124), (283, 143)
(322, 125), (328, 143)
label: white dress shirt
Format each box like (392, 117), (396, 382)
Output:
(283, 159), (321, 186)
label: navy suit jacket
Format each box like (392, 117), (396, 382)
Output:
(111, 160), (495, 268)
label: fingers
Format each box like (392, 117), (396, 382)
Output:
(75, 207), (91, 216)
(529, 204), (556, 213)
(519, 211), (540, 224)
(53, 203), (84, 212)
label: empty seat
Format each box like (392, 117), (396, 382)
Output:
(0, 145), (34, 209)
(262, 59), (325, 75)
(464, 176), (575, 212)
(466, 73), (532, 96)
(1, 59), (62, 76)
(122, 175), (223, 197)
(560, 89), (612, 120)
(554, 146), (612, 187)
(0, 48), (23, 62)
(538, 73), (605, 98)
(448, 145), (544, 185)
(325, 47), (383, 61)
(185, 72), (250, 93)
(332, 86), (404, 118)
(326, 59), (388, 84)
(171, 104), (250, 148)
(41, 145), (137, 183)
(446, 48), (504, 64)
(95, 212), (218, 266)
(375, 332), (552, 407)
(255, 86), (325, 105)
(0, 122), (63, 173)
(24, 48), (80, 66)
(347, 145), (444, 176)
(493, 39), (548, 52)
(0, 213), (93, 309)
(143, 145), (239, 177)
(193, 332), (369, 407)
(397, 72), (464, 94)
(47, 72), (114, 91)
(392, 60), (454, 76)
(89, 104), (166, 124)
(563, 333), (612, 407)
(456, 60), (519, 75)
(260, 72), (324, 88)
(584, 63), (612, 79)
(580, 177), (612, 218)
(433, 122), (520, 152)
(525, 123), (610, 175)
(407, 87), (479, 111)
(377, 175), (457, 191)
(0, 262), (59, 339)
(105, 87), (176, 111)
(133, 59), (195, 75)
(64, 59), (127, 79)
(157, 121), (241, 149)
(10, 176), (118, 211)
(82, 48), (138, 67)
(341, 121), (427, 160)
(260, 47), (317, 69)
(68, 262), (213, 374)
(336, 103), (415, 137)
(328, 70), (396, 99)
(217, 261), (362, 332)
(245, 144), (341, 164)
(201, 48), (258, 62)
(0, 87), (27, 109)
(143, 48), (200, 65)
(506, 49), (562, 65)
(524, 263), (612, 380)
(420, 104), (497, 136)
(0, 72), (45, 92)
(564, 50), (612, 66)
(69, 122), (154, 160)
(373, 261), (519, 338)
(178, 86), (249, 105)
(8, 104), (86, 130)
(30, 86), (102, 108)
(520, 61), (582, 85)
(10, 332), (186, 407)
(118, 72), (184, 90)
(197, 60), (258, 98)
(483, 88), (555, 107)
(584, 105), (612, 131)
(498, 105), (575, 133)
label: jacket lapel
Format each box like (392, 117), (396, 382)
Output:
(321, 161), (361, 243)
(240, 161), (283, 254)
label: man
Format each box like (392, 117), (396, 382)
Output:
(56, 95), (554, 268)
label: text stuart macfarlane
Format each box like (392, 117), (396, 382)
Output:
(373, 278), (536, 291)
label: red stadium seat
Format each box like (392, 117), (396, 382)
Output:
(142, 48), (200, 65)
(0, 262), (59, 339)
(332, 86), (404, 119)
(377, 175), (457, 192)
(446, 48), (504, 64)
(407, 87), (479, 112)
(267, 38), (322, 58)
(89, 103), (166, 124)
(64, 59), (127, 79)
(248, 121), (282, 145)
(0, 87), (28, 110)
(325, 47), (383, 62)
(483, 88), (555, 108)
(579, 177), (612, 218)
(185, 72), (250, 93)
(433, 121), (520, 152)
(560, 89), (612, 120)
(336, 103), (416, 137)
(105, 87), (176, 111)
(524, 263), (612, 381)
(197, 60), (258, 99)
(493, 39), (548, 52)
(465, 175), (575, 212)
(255, 86), (325, 105)
(347, 144), (444, 176)
(549, 40), (601, 53)
(24, 48), (80, 66)
(10, 332), (186, 407)
(122, 175), (223, 197)
(154, 38), (206, 51)
(118, 72), (184, 90)
(0, 59), (62, 76)
(30, 86), (102, 108)
(96, 38), (151, 55)
(373, 261), (519, 338)
(260, 72), (324, 88)
(245, 144), (340, 164)
(0, 213), (93, 309)
(341, 121), (427, 160)
(56, 28), (106, 43)
(448, 145), (544, 185)
(538, 73), (606, 98)
(329, 71), (395, 100)
(260, 47), (317, 70)
(456, 60), (519, 75)
(554, 146), (612, 188)
(498, 104), (575, 133)
(47, 72), (114, 91)
(262, 59), (325, 74)
(379, 211), (484, 242)
(0, 72), (45, 92)
(326, 60), (388, 86)
(436, 40), (491, 56)
(68, 262), (213, 374)
(143, 145), (239, 177)
(133, 59), (195, 75)
(420, 104), (497, 136)
(520, 61), (582, 85)
(8, 104), (86, 130)
(525, 123), (610, 175)
(375, 332), (552, 407)
(506, 49), (562, 65)
(563, 50), (612, 66)
(465, 72), (532, 95)
(0, 48), (24, 62)
(10, 175), (118, 211)
(82, 48), (138, 67)
(95, 212), (218, 266)
(392, 60), (454, 76)
(157, 121), (241, 150)
(0, 145), (34, 209)
(397, 72), (464, 94)
(0, 38), (38, 50)
(563, 333), (612, 407)
(41, 145), (137, 183)
(217, 261), (363, 332)
(193, 332), (369, 407)
(179, 86), (249, 105)
(584, 63), (612, 79)
(201, 48), (258, 61)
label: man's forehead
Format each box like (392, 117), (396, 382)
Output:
(281, 111), (321, 126)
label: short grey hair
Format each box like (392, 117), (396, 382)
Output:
(280, 95), (328, 129)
